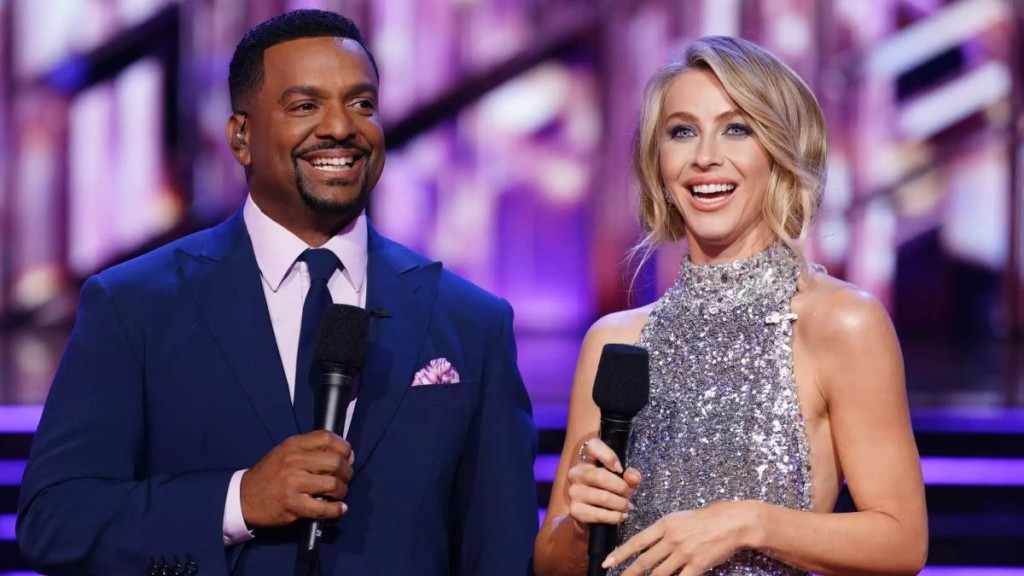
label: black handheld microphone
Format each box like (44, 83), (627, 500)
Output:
(305, 304), (370, 554)
(587, 343), (650, 576)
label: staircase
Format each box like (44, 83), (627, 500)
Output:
(0, 407), (34, 576)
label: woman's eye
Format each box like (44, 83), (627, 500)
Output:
(725, 123), (753, 136)
(669, 125), (696, 139)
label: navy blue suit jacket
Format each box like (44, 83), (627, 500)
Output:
(18, 211), (538, 575)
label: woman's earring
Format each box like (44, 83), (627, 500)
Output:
(662, 185), (672, 204)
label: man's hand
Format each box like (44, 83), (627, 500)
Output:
(240, 430), (354, 528)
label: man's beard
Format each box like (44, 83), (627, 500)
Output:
(293, 157), (371, 216)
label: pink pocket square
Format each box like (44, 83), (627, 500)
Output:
(412, 358), (461, 386)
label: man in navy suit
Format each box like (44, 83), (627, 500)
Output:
(17, 9), (537, 576)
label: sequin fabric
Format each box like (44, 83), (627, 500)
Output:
(613, 244), (812, 576)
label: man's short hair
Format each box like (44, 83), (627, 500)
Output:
(228, 9), (379, 111)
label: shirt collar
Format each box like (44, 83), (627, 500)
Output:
(242, 195), (368, 294)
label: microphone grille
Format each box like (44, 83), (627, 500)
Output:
(592, 343), (650, 417)
(314, 304), (370, 373)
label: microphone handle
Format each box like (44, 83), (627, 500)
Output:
(305, 371), (353, 554)
(587, 415), (633, 576)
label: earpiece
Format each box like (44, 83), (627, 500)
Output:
(234, 113), (248, 149)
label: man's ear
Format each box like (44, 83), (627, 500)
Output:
(226, 112), (251, 166)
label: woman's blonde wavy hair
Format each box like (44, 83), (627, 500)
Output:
(629, 36), (827, 275)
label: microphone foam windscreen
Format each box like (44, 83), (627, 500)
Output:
(315, 304), (370, 373)
(592, 343), (650, 417)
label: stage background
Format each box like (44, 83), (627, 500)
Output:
(1, 0), (1023, 573)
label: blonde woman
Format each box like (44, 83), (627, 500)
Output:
(534, 36), (927, 576)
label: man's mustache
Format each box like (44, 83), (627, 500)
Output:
(293, 140), (370, 159)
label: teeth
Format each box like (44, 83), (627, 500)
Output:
(691, 183), (736, 194)
(309, 157), (355, 170)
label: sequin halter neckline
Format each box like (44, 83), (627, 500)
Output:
(678, 243), (801, 310)
(614, 242), (812, 576)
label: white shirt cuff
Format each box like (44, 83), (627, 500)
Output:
(223, 469), (255, 546)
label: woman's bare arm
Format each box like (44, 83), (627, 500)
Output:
(753, 286), (928, 574)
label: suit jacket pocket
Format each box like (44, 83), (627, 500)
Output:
(403, 380), (474, 407)
(381, 381), (476, 489)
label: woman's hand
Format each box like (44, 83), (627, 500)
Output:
(603, 500), (761, 576)
(565, 437), (642, 531)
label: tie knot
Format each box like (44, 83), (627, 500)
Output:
(301, 248), (340, 282)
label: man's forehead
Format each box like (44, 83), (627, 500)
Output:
(263, 36), (366, 65)
(258, 37), (376, 93)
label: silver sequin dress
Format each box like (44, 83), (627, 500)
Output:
(614, 244), (812, 576)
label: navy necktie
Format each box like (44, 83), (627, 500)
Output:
(294, 248), (340, 433)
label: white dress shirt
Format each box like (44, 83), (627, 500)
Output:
(222, 195), (368, 545)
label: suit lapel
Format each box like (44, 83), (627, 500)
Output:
(348, 226), (440, 476)
(176, 210), (298, 445)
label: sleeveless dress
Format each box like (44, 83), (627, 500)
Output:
(613, 244), (813, 576)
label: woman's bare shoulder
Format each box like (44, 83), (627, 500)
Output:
(795, 268), (897, 352)
(585, 303), (656, 347)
